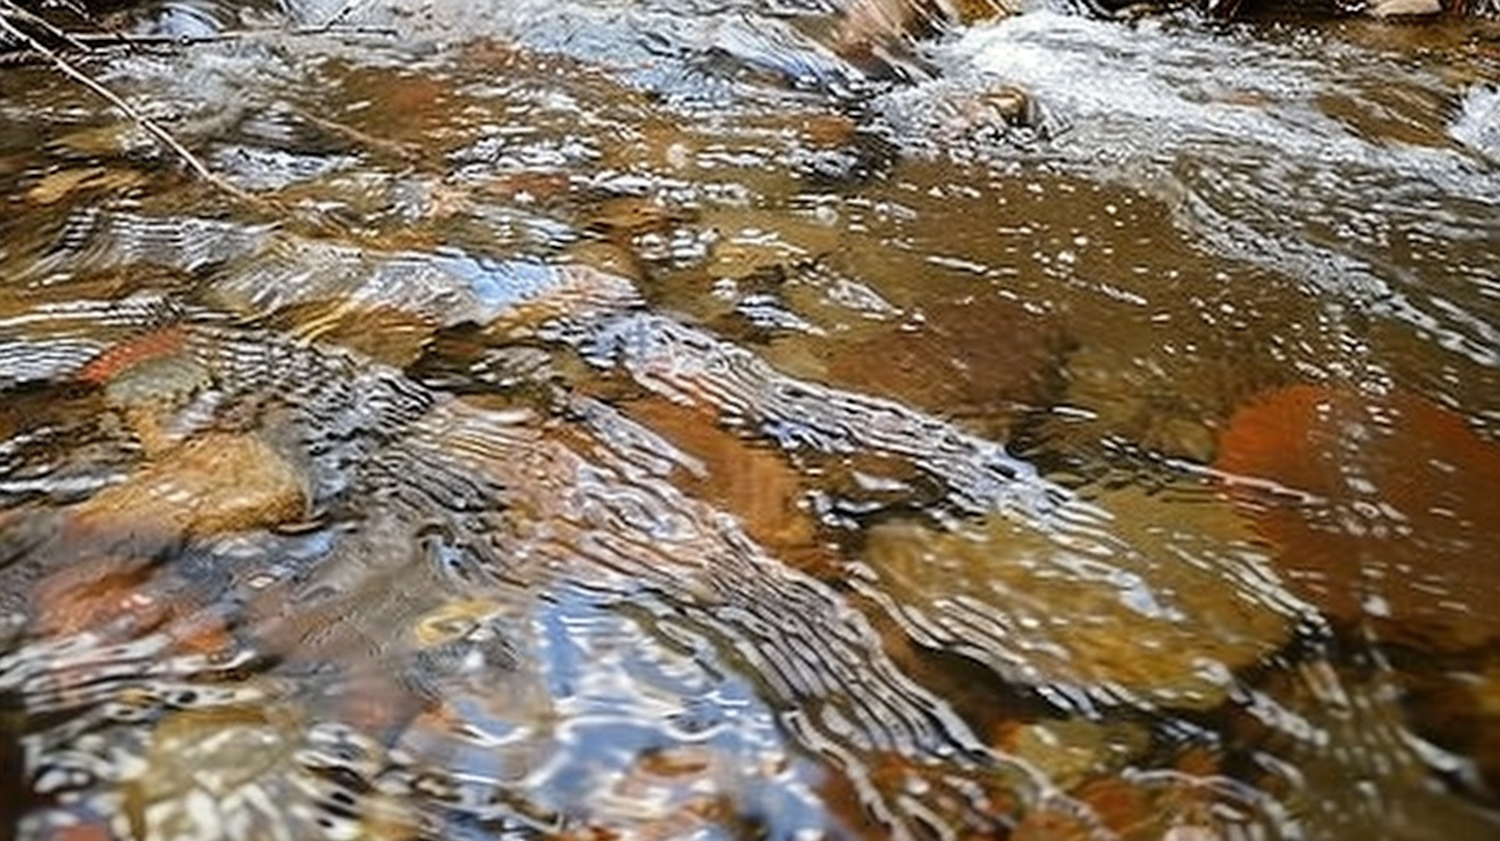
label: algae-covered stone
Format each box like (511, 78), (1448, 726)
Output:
(995, 717), (1151, 791)
(862, 487), (1303, 711)
(1038, 337), (1246, 466)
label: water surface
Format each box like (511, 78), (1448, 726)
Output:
(3, 1), (1500, 839)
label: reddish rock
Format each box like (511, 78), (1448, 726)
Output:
(1012, 747), (1230, 841)
(77, 325), (189, 386)
(33, 554), (233, 660)
(1215, 385), (1500, 650)
(35, 557), (165, 638)
(622, 396), (821, 563)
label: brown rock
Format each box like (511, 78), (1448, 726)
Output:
(1010, 746), (1235, 841)
(800, 113), (859, 148)
(950, 0), (1024, 22)
(1230, 659), (1500, 841)
(862, 487), (1299, 711)
(72, 432), (308, 540)
(19, 432), (305, 651)
(834, 0), (947, 54)
(587, 196), (690, 245)
(829, 0), (1018, 75)
(826, 298), (1072, 438)
(621, 396), (820, 561)
(277, 300), (439, 368)
(1400, 655), (1500, 794)
(26, 166), (148, 206)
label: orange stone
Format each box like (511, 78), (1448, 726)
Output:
(47, 821), (113, 841)
(35, 557), (164, 639)
(622, 396), (820, 561)
(1214, 385), (1500, 649)
(77, 325), (188, 386)
(34, 555), (234, 658)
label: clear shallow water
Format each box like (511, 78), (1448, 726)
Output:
(2, 1), (1500, 839)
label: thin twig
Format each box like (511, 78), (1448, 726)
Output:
(317, 0), (367, 30)
(0, 5), (256, 205)
(60, 23), (399, 48)
(1, 0), (391, 51)
(0, 0), (98, 53)
(293, 106), (423, 165)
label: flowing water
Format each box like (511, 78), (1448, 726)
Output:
(2, 0), (1500, 838)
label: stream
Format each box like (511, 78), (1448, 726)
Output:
(3, 0), (1500, 839)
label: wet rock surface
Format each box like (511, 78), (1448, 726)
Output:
(1228, 658), (1500, 840)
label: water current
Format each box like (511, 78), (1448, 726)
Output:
(2, 0), (1500, 838)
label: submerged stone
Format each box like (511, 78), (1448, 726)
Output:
(861, 486), (1301, 711)
(620, 396), (821, 562)
(993, 717), (1152, 792)
(825, 297), (1073, 440)
(71, 433), (308, 540)
(1010, 747), (1253, 841)
(1214, 385), (1500, 651)
(1400, 652), (1500, 796)
(1229, 658), (1500, 841)
(32, 554), (232, 657)
(120, 710), (423, 841)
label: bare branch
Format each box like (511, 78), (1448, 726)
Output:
(59, 24), (399, 49)
(0, 2), (256, 205)
(0, 0), (98, 53)
(317, 0), (367, 30)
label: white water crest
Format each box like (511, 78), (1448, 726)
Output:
(884, 11), (1500, 367)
